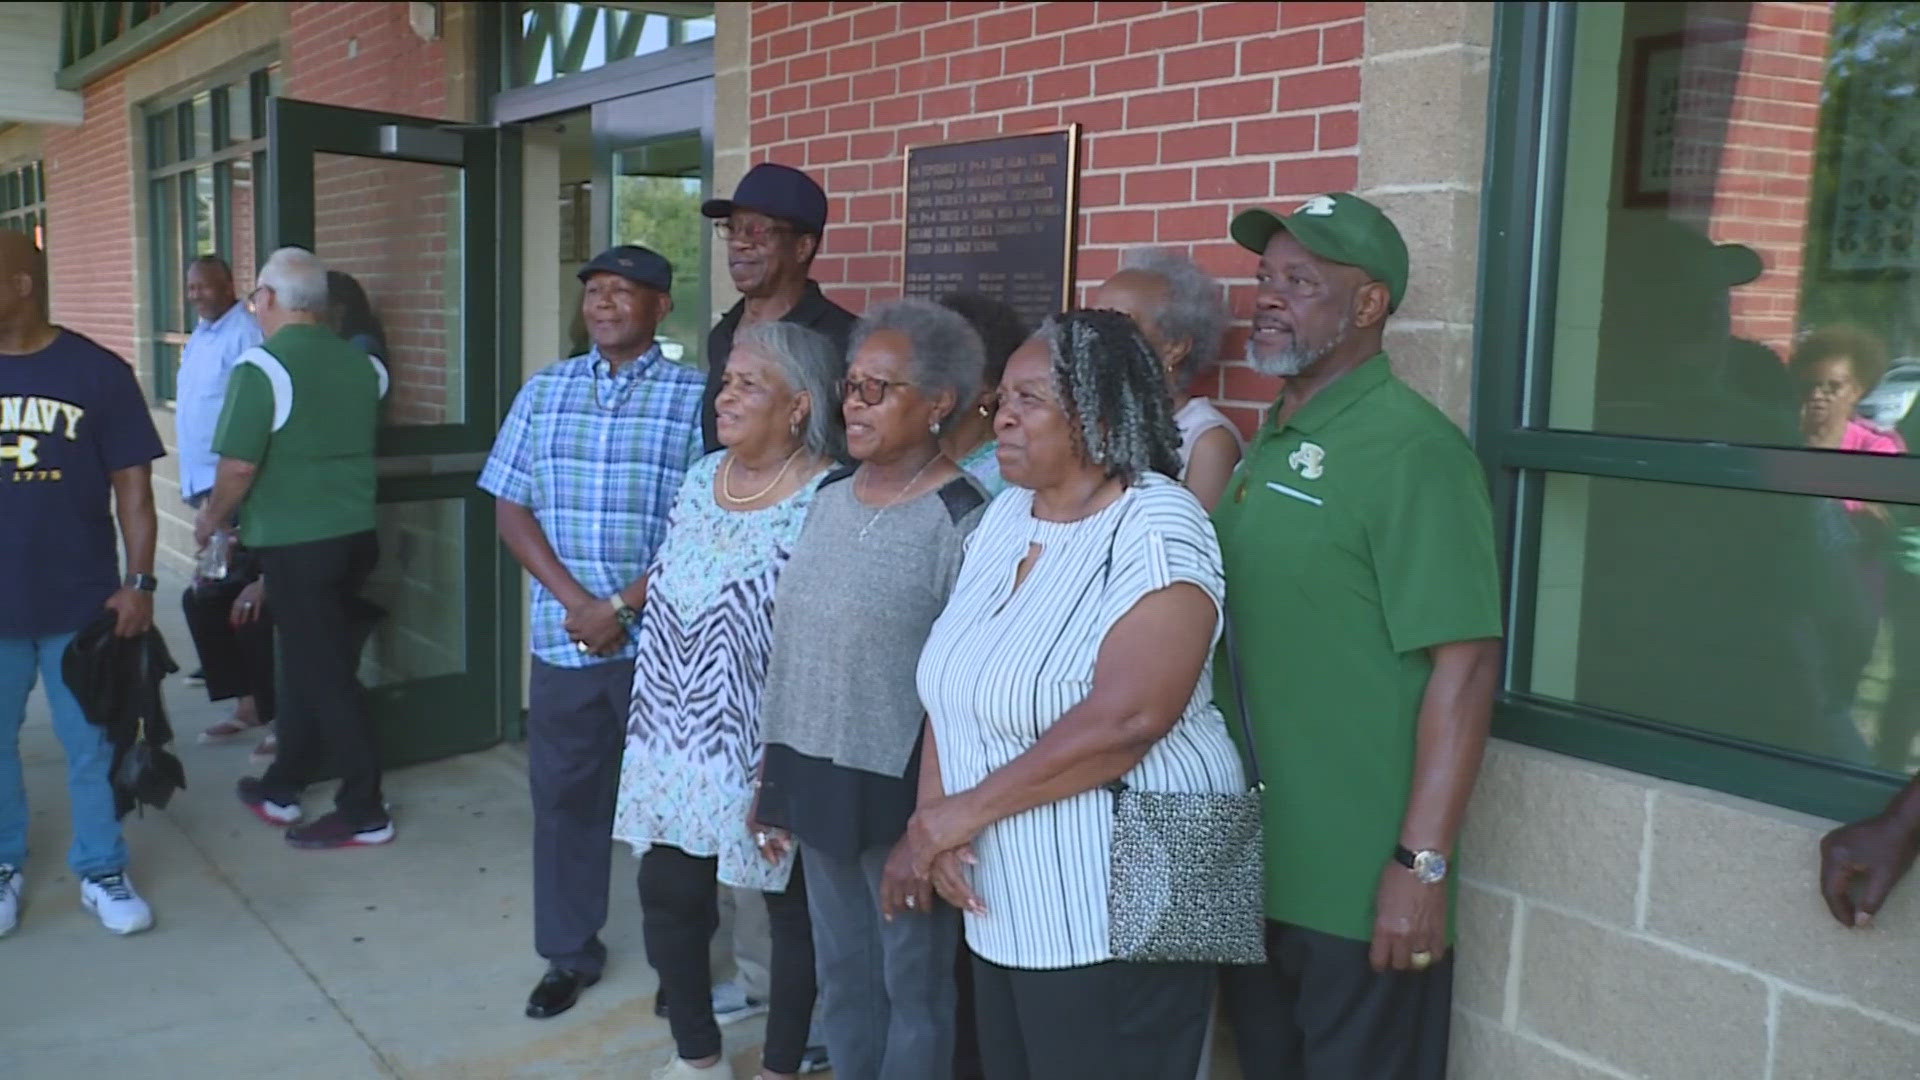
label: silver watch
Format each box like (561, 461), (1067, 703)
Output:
(1394, 845), (1448, 885)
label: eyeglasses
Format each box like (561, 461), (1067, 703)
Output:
(714, 220), (795, 246)
(839, 376), (913, 406)
(244, 284), (270, 312)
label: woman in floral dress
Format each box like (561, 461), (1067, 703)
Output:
(613, 322), (844, 1080)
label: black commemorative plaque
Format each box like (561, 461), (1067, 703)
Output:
(902, 126), (1080, 330)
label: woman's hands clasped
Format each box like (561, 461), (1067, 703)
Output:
(880, 795), (986, 921)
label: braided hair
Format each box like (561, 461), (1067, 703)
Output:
(1039, 309), (1184, 483)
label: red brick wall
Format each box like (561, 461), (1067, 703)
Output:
(748, 0), (1366, 432)
(43, 75), (136, 361)
(1698, 2), (1831, 354)
(284, 1), (455, 119)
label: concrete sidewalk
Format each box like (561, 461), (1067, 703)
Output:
(1, 602), (783, 1080)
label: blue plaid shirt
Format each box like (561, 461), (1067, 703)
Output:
(479, 345), (704, 667)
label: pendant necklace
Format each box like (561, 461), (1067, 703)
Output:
(720, 446), (803, 506)
(857, 454), (942, 542)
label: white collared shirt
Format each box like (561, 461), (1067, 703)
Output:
(174, 301), (263, 501)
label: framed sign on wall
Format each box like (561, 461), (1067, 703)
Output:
(901, 125), (1081, 330)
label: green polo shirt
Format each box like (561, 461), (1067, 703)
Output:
(1212, 353), (1502, 943)
(212, 323), (384, 548)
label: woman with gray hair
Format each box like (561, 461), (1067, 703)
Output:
(755, 298), (989, 1080)
(887, 309), (1246, 1077)
(1095, 247), (1244, 510)
(613, 320), (843, 1080)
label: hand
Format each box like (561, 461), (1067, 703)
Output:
(1369, 861), (1449, 973)
(930, 845), (984, 915)
(746, 812), (792, 866)
(562, 596), (626, 656)
(1820, 813), (1920, 927)
(193, 508), (222, 551)
(229, 579), (266, 628)
(104, 586), (154, 638)
(900, 794), (983, 876)
(880, 835), (934, 920)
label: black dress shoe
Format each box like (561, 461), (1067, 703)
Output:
(526, 968), (600, 1019)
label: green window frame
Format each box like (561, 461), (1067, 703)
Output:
(1475, 3), (1909, 823)
(0, 161), (47, 252)
(144, 65), (278, 402)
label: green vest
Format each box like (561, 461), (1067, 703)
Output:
(211, 323), (385, 547)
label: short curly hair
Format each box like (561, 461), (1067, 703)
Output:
(1039, 309), (1183, 483)
(1791, 324), (1891, 390)
(847, 298), (986, 428)
(1118, 246), (1229, 384)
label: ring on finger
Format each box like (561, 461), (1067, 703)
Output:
(755, 831), (769, 847)
(904, 895), (917, 909)
(1410, 950), (1434, 970)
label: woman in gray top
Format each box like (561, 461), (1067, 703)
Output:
(755, 299), (987, 1080)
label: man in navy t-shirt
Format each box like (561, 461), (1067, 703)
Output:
(0, 229), (164, 938)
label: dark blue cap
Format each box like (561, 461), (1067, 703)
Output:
(577, 244), (672, 291)
(701, 162), (829, 235)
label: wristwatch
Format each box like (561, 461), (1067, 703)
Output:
(610, 596), (638, 628)
(124, 572), (158, 593)
(1394, 845), (1449, 885)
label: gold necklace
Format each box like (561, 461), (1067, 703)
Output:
(720, 446), (804, 506)
(856, 453), (943, 541)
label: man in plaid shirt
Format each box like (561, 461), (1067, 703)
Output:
(479, 244), (703, 1021)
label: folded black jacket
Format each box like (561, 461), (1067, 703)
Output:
(61, 612), (186, 817)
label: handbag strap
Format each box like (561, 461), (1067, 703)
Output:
(1220, 610), (1265, 794)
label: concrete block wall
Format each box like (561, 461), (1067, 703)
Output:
(1455, 742), (1920, 1078)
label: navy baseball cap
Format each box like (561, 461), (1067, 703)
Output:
(702, 162), (830, 235)
(577, 244), (672, 292)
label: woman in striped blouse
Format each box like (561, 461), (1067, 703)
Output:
(888, 309), (1246, 1079)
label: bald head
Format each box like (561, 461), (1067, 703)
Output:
(0, 230), (49, 338)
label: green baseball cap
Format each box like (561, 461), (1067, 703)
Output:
(1230, 192), (1410, 311)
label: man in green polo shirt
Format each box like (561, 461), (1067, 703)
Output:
(1212, 193), (1503, 1080)
(194, 246), (389, 851)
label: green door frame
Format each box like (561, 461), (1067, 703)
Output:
(267, 98), (522, 764)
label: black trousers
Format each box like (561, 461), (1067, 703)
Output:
(639, 844), (817, 1073)
(527, 656), (633, 977)
(257, 531), (382, 823)
(970, 954), (1213, 1079)
(181, 573), (276, 720)
(1220, 920), (1454, 1080)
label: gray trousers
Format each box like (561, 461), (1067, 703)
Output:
(528, 656), (635, 977)
(802, 840), (958, 1080)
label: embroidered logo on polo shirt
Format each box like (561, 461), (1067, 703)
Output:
(1288, 441), (1326, 480)
(1298, 195), (1338, 216)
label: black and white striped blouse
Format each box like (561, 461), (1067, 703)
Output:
(917, 473), (1247, 970)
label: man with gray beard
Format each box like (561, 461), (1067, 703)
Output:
(1210, 193), (1503, 1080)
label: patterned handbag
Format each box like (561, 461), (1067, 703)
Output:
(1105, 611), (1268, 965)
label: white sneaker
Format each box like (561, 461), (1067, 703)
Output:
(0, 864), (20, 937)
(712, 977), (768, 1025)
(650, 1057), (721, 1079)
(80, 872), (153, 935)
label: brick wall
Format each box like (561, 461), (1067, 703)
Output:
(284, 1), (454, 119)
(748, 0), (1367, 434)
(1696, 1), (1831, 354)
(42, 74), (135, 360)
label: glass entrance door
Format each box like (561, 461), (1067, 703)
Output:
(267, 98), (512, 768)
(595, 79), (712, 370)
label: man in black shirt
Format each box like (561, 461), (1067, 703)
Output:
(700, 162), (857, 453)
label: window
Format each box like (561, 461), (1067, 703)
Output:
(1478, 3), (1919, 821)
(0, 162), (47, 250)
(508, 3), (714, 88)
(145, 65), (277, 402)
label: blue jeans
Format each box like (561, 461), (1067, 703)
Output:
(0, 633), (128, 876)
